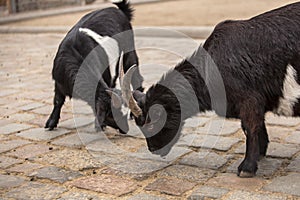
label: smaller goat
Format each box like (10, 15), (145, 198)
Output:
(45, 0), (143, 133)
(124, 2), (300, 177)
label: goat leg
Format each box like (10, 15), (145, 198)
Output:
(45, 85), (65, 130)
(258, 122), (269, 159)
(238, 96), (265, 177)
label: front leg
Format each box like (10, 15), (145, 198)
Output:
(45, 84), (66, 130)
(241, 121), (269, 160)
(238, 96), (266, 177)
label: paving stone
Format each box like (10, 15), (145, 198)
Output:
(285, 131), (300, 144)
(30, 106), (53, 115)
(0, 89), (18, 97)
(186, 119), (241, 136)
(29, 166), (82, 183)
(207, 173), (266, 191)
(6, 143), (54, 159)
(0, 123), (32, 135)
(287, 154), (300, 172)
(28, 116), (51, 127)
(52, 133), (103, 148)
(59, 116), (94, 129)
(99, 155), (170, 175)
(264, 173), (300, 196)
(33, 149), (104, 171)
(0, 156), (23, 169)
(158, 165), (215, 183)
(179, 151), (228, 170)
(19, 102), (44, 111)
(86, 137), (127, 154)
(9, 113), (36, 122)
(267, 126), (291, 143)
(145, 178), (196, 196)
(235, 142), (299, 158)
(58, 191), (111, 200)
(4, 99), (32, 109)
(127, 193), (167, 200)
(69, 174), (138, 196)
(134, 146), (192, 163)
(72, 100), (93, 115)
(4, 182), (67, 200)
(188, 186), (229, 200)
(225, 191), (287, 200)
(184, 116), (210, 128)
(227, 158), (283, 177)
(0, 119), (13, 127)
(0, 107), (18, 120)
(266, 113), (300, 127)
(0, 139), (31, 153)
(267, 142), (299, 158)
(7, 162), (44, 174)
(0, 174), (25, 189)
(17, 127), (70, 141)
(234, 143), (245, 154)
(180, 134), (241, 151)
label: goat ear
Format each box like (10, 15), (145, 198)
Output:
(148, 104), (166, 123)
(106, 90), (122, 108)
(133, 90), (146, 105)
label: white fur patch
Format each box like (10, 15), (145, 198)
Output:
(79, 28), (120, 85)
(275, 65), (300, 116)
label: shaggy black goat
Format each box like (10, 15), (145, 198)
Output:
(126, 2), (300, 177)
(45, 0), (143, 133)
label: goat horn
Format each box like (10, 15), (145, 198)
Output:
(120, 62), (143, 117)
(118, 51), (124, 87)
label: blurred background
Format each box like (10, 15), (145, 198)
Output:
(0, 0), (299, 27)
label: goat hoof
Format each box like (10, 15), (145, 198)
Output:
(238, 171), (256, 178)
(45, 118), (58, 131)
(238, 159), (257, 178)
(95, 125), (105, 132)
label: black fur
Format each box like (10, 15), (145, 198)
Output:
(45, 0), (143, 133)
(133, 2), (300, 176)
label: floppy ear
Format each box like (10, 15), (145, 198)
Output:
(106, 90), (122, 108)
(148, 104), (166, 123)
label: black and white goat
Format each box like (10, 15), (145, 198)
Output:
(45, 0), (143, 133)
(124, 2), (300, 177)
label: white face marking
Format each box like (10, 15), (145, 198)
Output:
(275, 65), (300, 116)
(79, 28), (120, 84)
(121, 104), (130, 118)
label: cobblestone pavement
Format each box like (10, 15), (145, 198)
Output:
(0, 33), (300, 200)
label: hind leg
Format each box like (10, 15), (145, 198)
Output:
(45, 83), (66, 130)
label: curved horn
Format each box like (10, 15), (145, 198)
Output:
(120, 62), (143, 117)
(118, 51), (124, 86)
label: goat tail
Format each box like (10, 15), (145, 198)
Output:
(111, 0), (134, 21)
